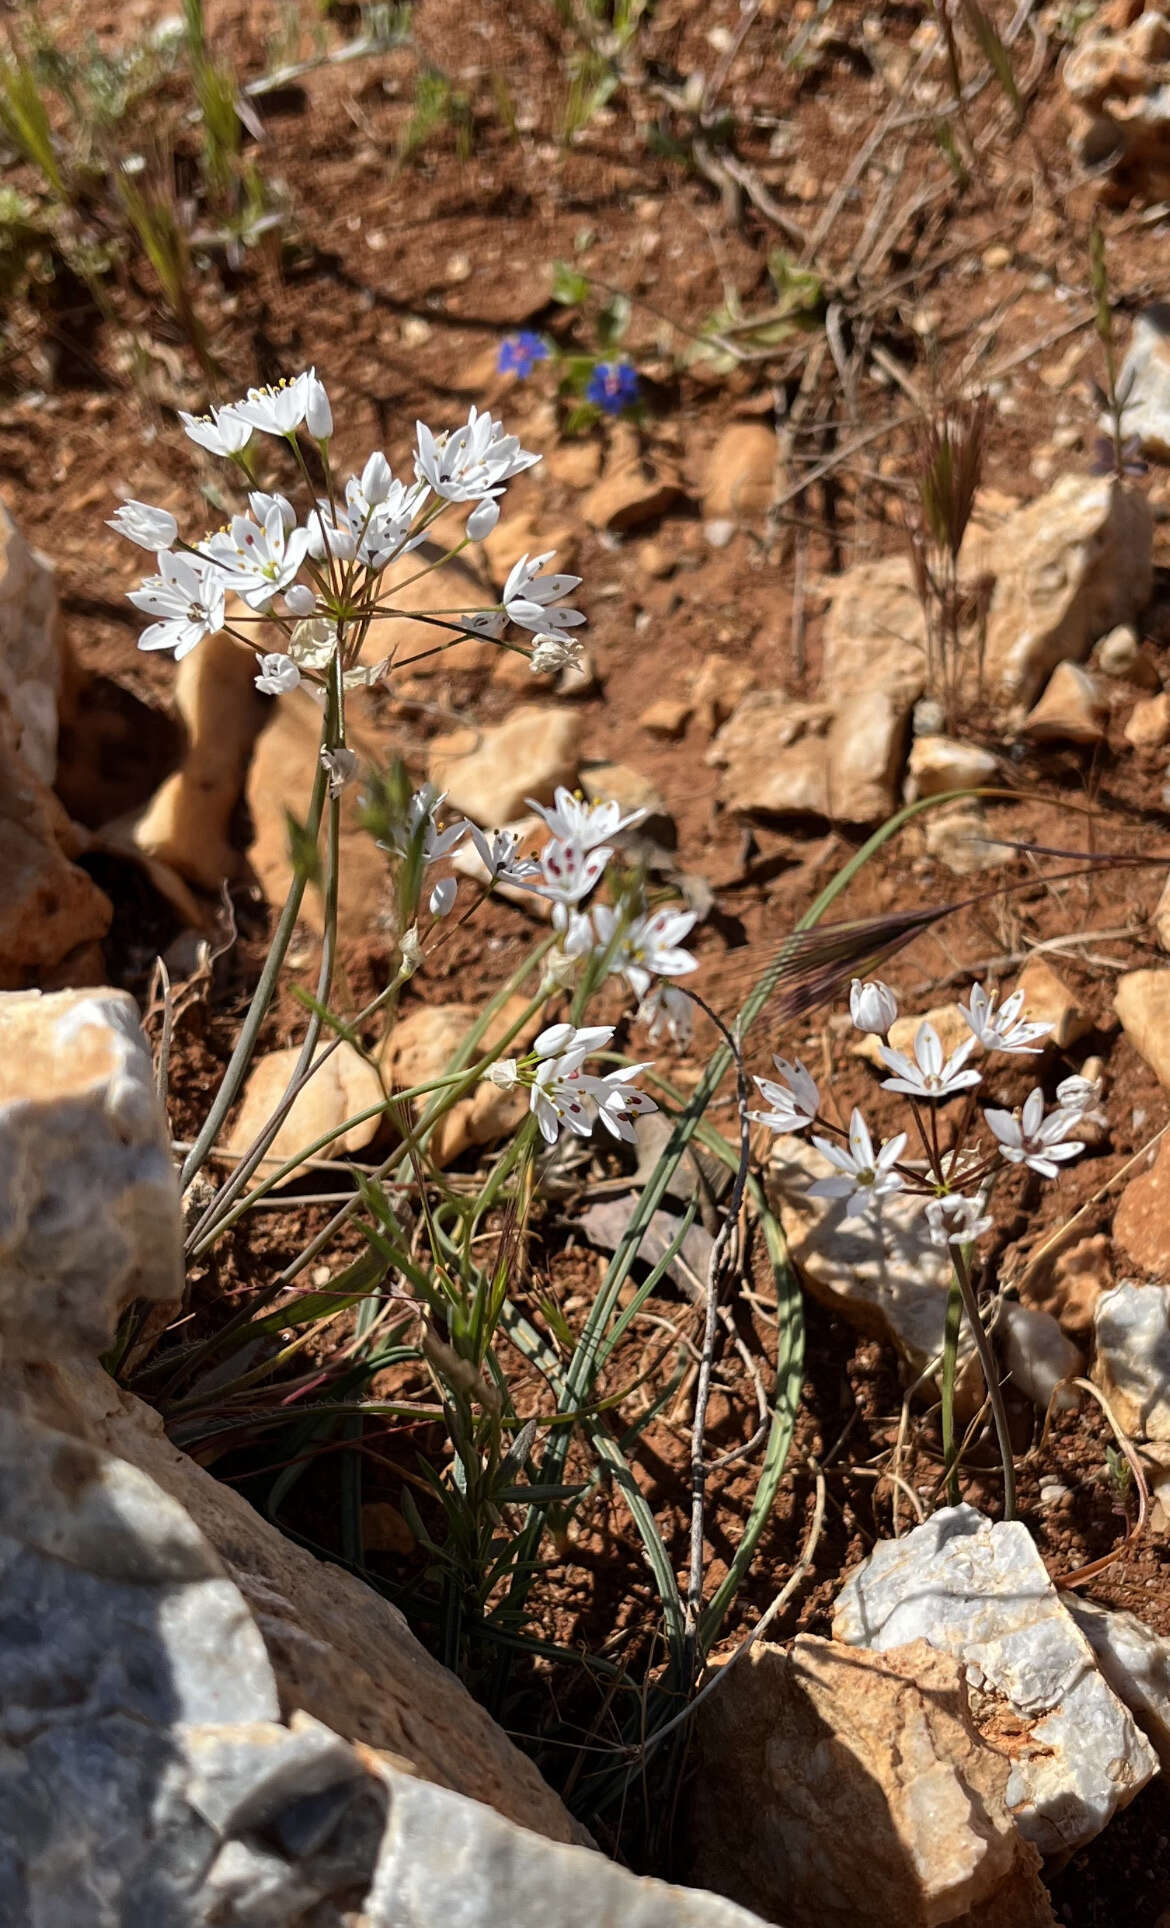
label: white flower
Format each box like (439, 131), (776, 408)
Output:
(108, 499), (177, 550)
(382, 785), (467, 864)
(284, 584), (317, 616)
(637, 984), (693, 1046)
(925, 1193), (994, 1247)
(849, 977), (898, 1036)
(879, 1021), (981, 1100)
(464, 610), (507, 639)
(960, 983), (1051, 1055)
(532, 837), (612, 907)
(502, 551), (585, 632)
(320, 746), (359, 797)
(308, 471), (428, 571)
(129, 550), (226, 659)
(305, 369), (333, 439)
(810, 1109), (908, 1219)
(531, 633), (586, 675)
(178, 404), (252, 457)
(591, 902), (698, 1000)
(984, 1088), (1085, 1178)
(232, 372), (311, 436)
(578, 1062), (658, 1144)
(487, 1057), (519, 1089)
(201, 505), (312, 609)
(415, 405), (540, 503)
(254, 652), (300, 695)
(528, 786), (645, 851)
(247, 490), (296, 531)
(749, 1057), (820, 1133)
(467, 499), (499, 540)
(466, 824), (542, 888)
(429, 876), (457, 917)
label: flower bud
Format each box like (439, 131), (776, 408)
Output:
(429, 876), (457, 917)
(305, 370), (333, 439)
(849, 977), (898, 1036)
(360, 450), (392, 503)
(284, 583), (316, 616)
(466, 498), (500, 541)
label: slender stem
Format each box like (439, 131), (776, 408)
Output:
(940, 1271), (963, 1506)
(179, 729), (330, 1192)
(183, 652), (344, 1241)
(951, 1242), (1015, 1520)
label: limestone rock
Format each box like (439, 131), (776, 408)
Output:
(225, 1041), (386, 1173)
(820, 553), (927, 710)
(1064, 11), (1170, 196)
(1113, 1132), (1170, 1275)
(1110, 303), (1170, 461)
(582, 429), (687, 533)
(1093, 623), (1142, 677)
(1093, 1278), (1170, 1439)
(906, 734), (999, 800)
(684, 1634), (1049, 1928)
(23, 1357), (582, 1846)
(709, 688), (906, 825)
(382, 997), (539, 1167)
(924, 803), (1014, 874)
(1156, 873), (1170, 951)
(367, 1763), (769, 1928)
(999, 1301), (1082, 1413)
(640, 695), (691, 738)
(1115, 967), (1170, 1088)
(428, 705), (581, 826)
(690, 653), (757, 733)
(984, 477), (1151, 707)
(766, 1134), (960, 1388)
(126, 627), (266, 891)
(0, 716), (112, 988)
(1125, 690), (1170, 751)
(701, 424), (777, 524)
(1015, 957), (1091, 1050)
(1062, 1594), (1170, 1773)
(1022, 662), (1108, 746)
(0, 988), (180, 1359)
(1020, 1233), (1112, 1342)
(833, 1504), (1158, 1855)
(0, 498), (60, 782)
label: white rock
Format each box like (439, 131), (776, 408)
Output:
(1110, 303), (1170, 461)
(999, 1300), (1083, 1413)
(1093, 623), (1141, 678)
(1093, 1278), (1170, 1440)
(905, 734), (999, 800)
(0, 987), (180, 1359)
(1062, 1594), (1170, 1773)
(833, 1503), (1157, 1855)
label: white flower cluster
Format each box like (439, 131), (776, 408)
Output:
(110, 371), (585, 686)
(489, 1023), (657, 1147)
(750, 975), (1098, 1242)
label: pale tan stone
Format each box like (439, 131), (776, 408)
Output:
(708, 694), (832, 817)
(0, 987), (180, 1359)
(582, 427), (687, 532)
(701, 423), (777, 523)
(1016, 955), (1091, 1049)
(690, 653), (756, 732)
(906, 734), (999, 799)
(1113, 1133), (1170, 1276)
(639, 695), (691, 738)
(1022, 661), (1108, 745)
(1115, 967), (1170, 1089)
(1021, 1232), (1112, 1342)
(820, 553), (927, 710)
(984, 476), (1152, 706)
(684, 1635), (1050, 1928)
(1125, 690), (1170, 751)
(852, 1001), (970, 1068)
(225, 1041), (386, 1173)
(428, 704), (581, 825)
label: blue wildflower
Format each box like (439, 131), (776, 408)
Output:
(497, 332), (550, 379)
(585, 361), (640, 415)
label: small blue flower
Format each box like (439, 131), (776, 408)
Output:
(585, 360), (640, 415)
(497, 332), (550, 379)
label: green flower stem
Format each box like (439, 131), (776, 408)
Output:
(951, 1241), (1016, 1520)
(178, 721), (330, 1194)
(941, 1271), (963, 1507)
